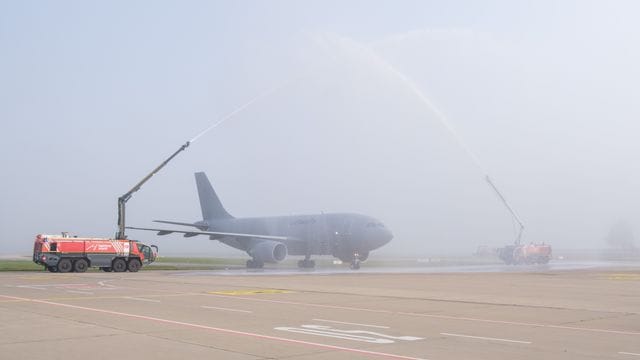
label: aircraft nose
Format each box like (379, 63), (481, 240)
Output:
(369, 226), (393, 250)
(380, 227), (393, 245)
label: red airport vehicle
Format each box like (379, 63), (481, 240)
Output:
(33, 233), (157, 273)
(498, 243), (552, 265)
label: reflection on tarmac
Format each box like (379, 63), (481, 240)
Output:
(173, 260), (640, 276)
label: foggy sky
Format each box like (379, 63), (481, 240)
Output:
(1, 0), (639, 256)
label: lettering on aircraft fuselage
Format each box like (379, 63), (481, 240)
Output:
(290, 218), (316, 226)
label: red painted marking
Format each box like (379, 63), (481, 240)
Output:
(0, 295), (426, 360)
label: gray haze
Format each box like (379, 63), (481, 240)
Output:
(1, 1), (639, 256)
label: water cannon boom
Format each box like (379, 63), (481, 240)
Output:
(116, 141), (190, 239)
(485, 175), (525, 245)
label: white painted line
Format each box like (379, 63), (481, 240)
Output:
(16, 285), (48, 291)
(17, 284), (88, 288)
(441, 332), (532, 344)
(313, 318), (390, 329)
(0, 294), (427, 360)
(125, 297), (160, 303)
(620, 352), (640, 357)
(66, 291), (94, 295)
(277, 325), (423, 344)
(201, 305), (252, 313)
(201, 294), (640, 336)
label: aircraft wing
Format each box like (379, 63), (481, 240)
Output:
(126, 226), (291, 241)
(153, 220), (202, 228)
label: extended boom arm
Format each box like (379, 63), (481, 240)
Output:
(116, 141), (190, 239)
(485, 175), (525, 245)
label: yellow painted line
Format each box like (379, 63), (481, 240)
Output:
(208, 289), (293, 296)
(605, 274), (640, 281)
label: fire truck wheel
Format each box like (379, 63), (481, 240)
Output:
(58, 259), (72, 273)
(47, 266), (58, 273)
(127, 259), (141, 272)
(74, 259), (89, 273)
(112, 258), (127, 272)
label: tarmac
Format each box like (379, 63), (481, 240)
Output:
(1, 265), (639, 360)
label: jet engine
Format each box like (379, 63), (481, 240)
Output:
(247, 240), (287, 263)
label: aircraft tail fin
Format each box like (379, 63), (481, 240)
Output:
(195, 172), (234, 220)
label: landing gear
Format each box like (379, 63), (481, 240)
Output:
(246, 259), (264, 269)
(350, 259), (361, 270)
(350, 253), (361, 270)
(297, 257), (315, 269)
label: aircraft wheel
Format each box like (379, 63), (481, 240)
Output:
(112, 258), (127, 272)
(58, 259), (73, 273)
(73, 259), (89, 273)
(350, 260), (361, 270)
(248, 259), (264, 269)
(127, 259), (141, 272)
(298, 259), (315, 268)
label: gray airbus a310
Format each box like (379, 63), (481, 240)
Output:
(128, 172), (393, 269)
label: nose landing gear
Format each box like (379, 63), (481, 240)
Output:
(350, 253), (361, 270)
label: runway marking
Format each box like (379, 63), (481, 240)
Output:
(15, 285), (48, 290)
(201, 305), (252, 313)
(124, 297), (161, 303)
(276, 325), (423, 344)
(17, 283), (88, 288)
(66, 290), (94, 295)
(619, 352), (640, 356)
(204, 293), (640, 336)
(313, 318), (390, 329)
(208, 289), (292, 295)
(606, 274), (640, 281)
(0, 294), (427, 360)
(441, 332), (532, 344)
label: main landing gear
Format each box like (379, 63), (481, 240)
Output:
(297, 256), (315, 269)
(246, 259), (264, 269)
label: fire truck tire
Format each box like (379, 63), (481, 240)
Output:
(127, 259), (141, 272)
(47, 266), (58, 272)
(58, 259), (73, 273)
(112, 258), (127, 272)
(74, 259), (89, 273)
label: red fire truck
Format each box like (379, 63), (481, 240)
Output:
(498, 243), (552, 265)
(33, 233), (157, 273)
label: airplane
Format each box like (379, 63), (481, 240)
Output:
(128, 172), (393, 269)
